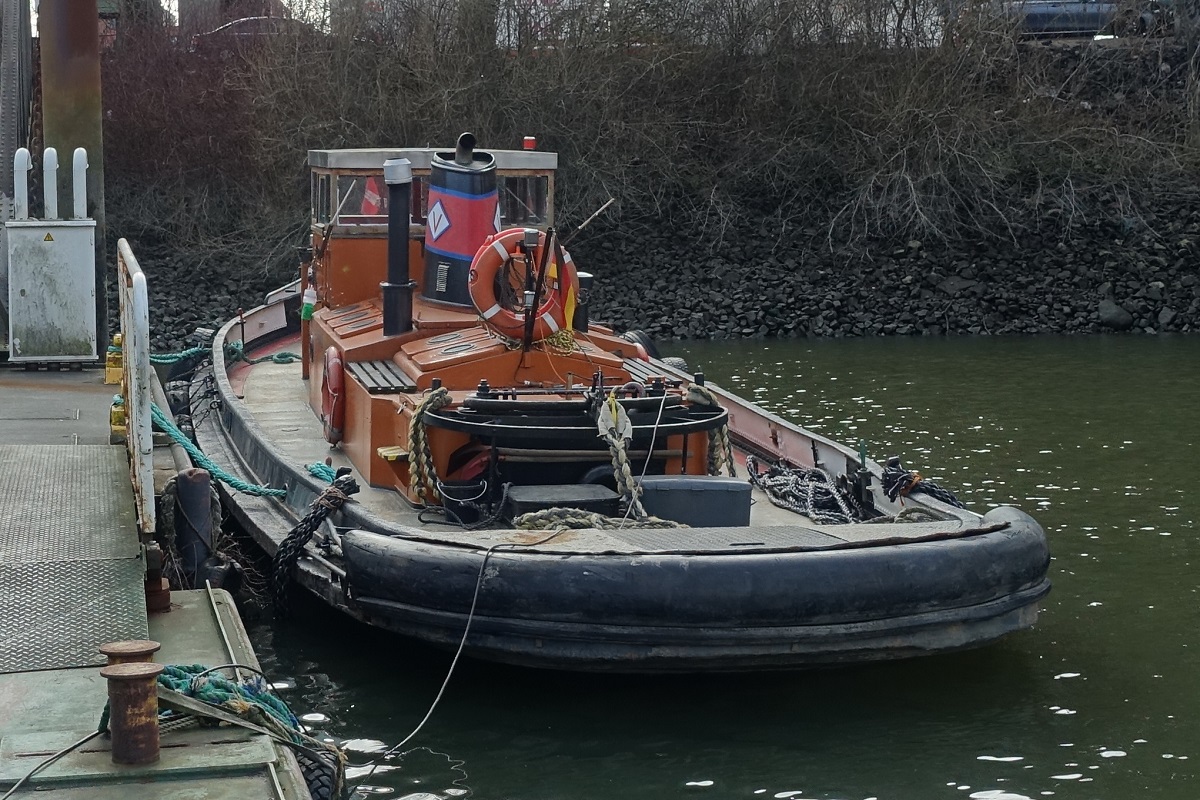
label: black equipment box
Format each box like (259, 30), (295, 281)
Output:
(505, 484), (620, 520)
(636, 475), (752, 527)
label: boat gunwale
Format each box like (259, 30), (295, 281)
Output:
(204, 300), (1028, 559)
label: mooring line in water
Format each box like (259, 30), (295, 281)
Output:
(346, 530), (568, 794)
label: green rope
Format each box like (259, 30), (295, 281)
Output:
(97, 664), (299, 736)
(151, 346), (208, 365)
(106, 345), (208, 364)
(132, 397), (335, 496)
(224, 340), (302, 365)
(307, 463), (337, 483)
(150, 402), (288, 497)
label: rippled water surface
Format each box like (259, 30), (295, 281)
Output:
(252, 335), (1200, 800)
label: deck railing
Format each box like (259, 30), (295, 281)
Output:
(117, 238), (155, 535)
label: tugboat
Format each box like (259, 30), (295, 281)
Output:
(189, 133), (1050, 672)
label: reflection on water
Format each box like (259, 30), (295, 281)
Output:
(251, 334), (1200, 799)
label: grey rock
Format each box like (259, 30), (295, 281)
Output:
(1159, 307), (1178, 327)
(1098, 298), (1134, 330)
(938, 276), (979, 296)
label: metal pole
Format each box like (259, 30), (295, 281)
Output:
(39, 0), (106, 355)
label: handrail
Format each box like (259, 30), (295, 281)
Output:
(117, 238), (155, 535)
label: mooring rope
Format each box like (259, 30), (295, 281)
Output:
(270, 472), (360, 612)
(881, 459), (966, 509)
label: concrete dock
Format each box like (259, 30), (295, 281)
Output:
(0, 367), (313, 799)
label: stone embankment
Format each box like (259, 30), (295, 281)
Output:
(579, 210), (1200, 340)
(126, 205), (1200, 351)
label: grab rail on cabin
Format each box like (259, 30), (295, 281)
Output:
(116, 238), (155, 535)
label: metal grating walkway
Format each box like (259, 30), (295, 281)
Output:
(0, 445), (148, 673)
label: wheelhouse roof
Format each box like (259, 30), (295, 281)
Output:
(308, 148), (558, 171)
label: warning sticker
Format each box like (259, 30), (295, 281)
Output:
(43, 233), (54, 242)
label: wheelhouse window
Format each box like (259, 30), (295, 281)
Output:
(313, 172), (332, 225)
(499, 175), (549, 226)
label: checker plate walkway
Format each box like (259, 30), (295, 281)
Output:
(0, 444), (148, 673)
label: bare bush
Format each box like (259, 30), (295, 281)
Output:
(102, 0), (1200, 262)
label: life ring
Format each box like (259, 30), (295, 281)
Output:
(321, 346), (345, 444)
(467, 227), (579, 342)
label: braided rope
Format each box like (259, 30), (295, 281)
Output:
(407, 387), (453, 504)
(685, 384), (736, 477)
(151, 402), (288, 497)
(270, 474), (360, 612)
(596, 393), (646, 518)
(513, 507), (684, 530)
(746, 456), (863, 524)
(882, 462), (966, 508)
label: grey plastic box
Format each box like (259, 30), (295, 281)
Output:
(636, 475), (751, 527)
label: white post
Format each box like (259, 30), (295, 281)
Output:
(43, 147), (58, 219)
(72, 148), (88, 220)
(13, 148), (30, 220)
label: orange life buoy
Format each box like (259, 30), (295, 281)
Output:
(321, 346), (345, 444)
(467, 228), (579, 342)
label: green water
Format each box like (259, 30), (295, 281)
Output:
(253, 334), (1200, 800)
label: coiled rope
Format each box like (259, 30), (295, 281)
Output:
(685, 384), (736, 477)
(408, 387), (453, 504)
(882, 459), (966, 509)
(270, 472), (360, 612)
(746, 456), (863, 524)
(96, 663), (346, 800)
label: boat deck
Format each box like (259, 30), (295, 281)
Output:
(235, 356), (977, 552)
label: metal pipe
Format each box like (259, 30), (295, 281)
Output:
(13, 148), (30, 219)
(100, 661), (165, 765)
(382, 158), (415, 337)
(99, 639), (161, 665)
(43, 148), (59, 218)
(72, 147), (88, 219)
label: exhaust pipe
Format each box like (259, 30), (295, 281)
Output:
(383, 158), (417, 337)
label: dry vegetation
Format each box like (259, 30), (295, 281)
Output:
(101, 0), (1200, 279)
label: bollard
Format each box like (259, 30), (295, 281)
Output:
(99, 639), (161, 666)
(175, 468), (214, 588)
(100, 661), (165, 765)
(143, 542), (172, 612)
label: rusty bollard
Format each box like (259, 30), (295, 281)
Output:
(144, 542), (172, 613)
(99, 639), (161, 666)
(100, 661), (165, 765)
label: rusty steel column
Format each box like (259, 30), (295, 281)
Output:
(38, 0), (107, 351)
(99, 639), (161, 665)
(100, 661), (164, 765)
